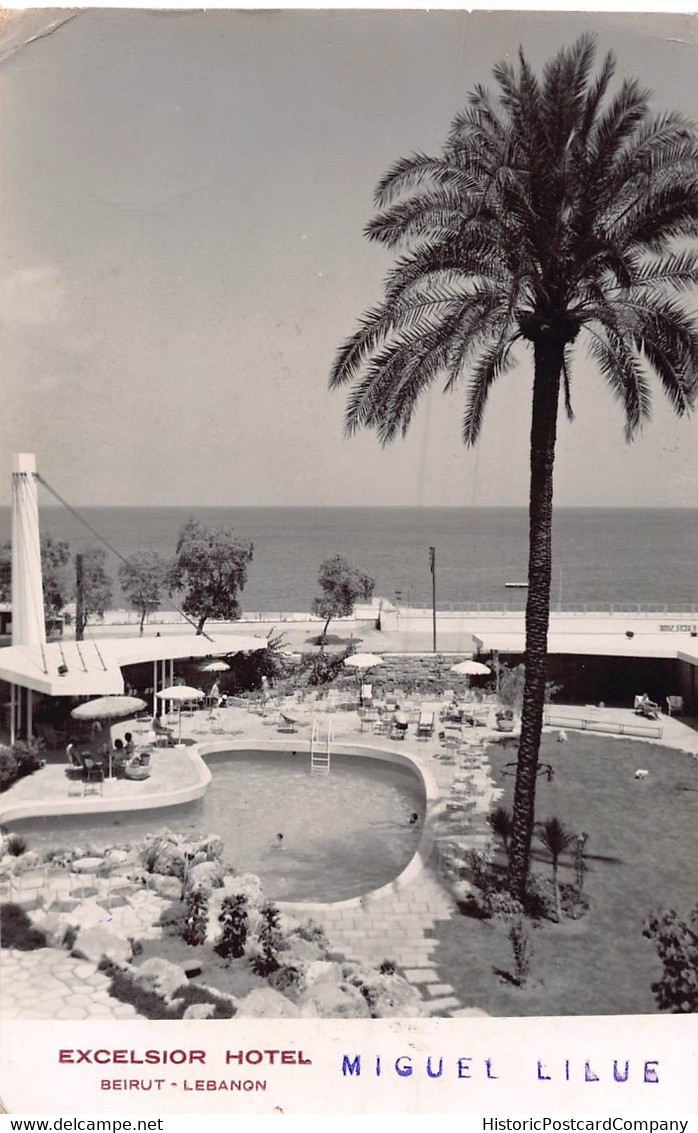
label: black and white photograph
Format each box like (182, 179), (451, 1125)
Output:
(0, 3), (696, 1118)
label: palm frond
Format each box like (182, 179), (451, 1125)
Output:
(627, 249), (698, 292)
(462, 336), (519, 447)
(373, 152), (478, 209)
(365, 190), (466, 248)
(561, 346), (575, 422)
(584, 323), (653, 439)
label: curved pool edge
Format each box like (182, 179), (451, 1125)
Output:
(1, 738), (442, 914)
(195, 737), (441, 914)
(0, 749), (212, 824)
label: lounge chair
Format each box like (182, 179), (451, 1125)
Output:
(666, 695), (684, 716)
(360, 683), (373, 706)
(278, 713), (298, 733)
(634, 694), (660, 720)
(417, 710), (436, 740)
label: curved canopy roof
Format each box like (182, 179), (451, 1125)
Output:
(0, 631), (268, 697)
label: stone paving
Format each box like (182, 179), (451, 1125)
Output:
(1, 888), (171, 1020)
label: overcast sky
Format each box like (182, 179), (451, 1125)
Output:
(1, 6), (697, 508)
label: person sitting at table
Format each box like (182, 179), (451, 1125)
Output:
(124, 732), (136, 758)
(112, 738), (127, 773)
(153, 716), (175, 745)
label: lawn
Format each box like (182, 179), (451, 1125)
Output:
(429, 732), (698, 1016)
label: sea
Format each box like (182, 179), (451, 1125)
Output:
(0, 506), (696, 614)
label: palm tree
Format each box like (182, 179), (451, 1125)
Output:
(488, 805), (513, 860)
(536, 817), (577, 922)
(329, 35), (698, 901)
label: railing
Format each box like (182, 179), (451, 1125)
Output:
(392, 601), (698, 616)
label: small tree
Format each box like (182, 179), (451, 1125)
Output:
(0, 535), (72, 630)
(643, 905), (698, 1013)
(74, 547), (112, 641)
(488, 805), (513, 860)
(168, 519), (254, 636)
(217, 893), (249, 960)
(508, 919), (533, 987)
(536, 817), (576, 922)
(251, 901), (285, 976)
(311, 555), (374, 649)
(118, 549), (171, 635)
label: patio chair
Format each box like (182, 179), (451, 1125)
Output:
(634, 694), (660, 720)
(152, 717), (175, 746)
(82, 757), (104, 795)
(417, 710), (436, 740)
(391, 716), (409, 740)
(665, 695), (684, 716)
(464, 705), (491, 727)
(65, 744), (84, 778)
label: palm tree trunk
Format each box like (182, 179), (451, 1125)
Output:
(552, 859), (561, 922)
(508, 336), (564, 902)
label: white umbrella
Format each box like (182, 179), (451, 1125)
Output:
(155, 685), (205, 746)
(198, 659), (230, 697)
(71, 695), (147, 778)
(71, 695), (147, 721)
(450, 660), (492, 677)
(343, 653), (384, 672)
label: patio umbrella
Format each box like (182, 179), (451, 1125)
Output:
(450, 660), (492, 677)
(198, 659), (230, 697)
(155, 685), (205, 746)
(70, 695), (147, 778)
(344, 653), (383, 701)
(343, 653), (384, 672)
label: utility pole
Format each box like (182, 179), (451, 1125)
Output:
(75, 552), (84, 642)
(429, 546), (436, 653)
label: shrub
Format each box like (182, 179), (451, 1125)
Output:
(482, 889), (524, 921)
(0, 748), (19, 791)
(643, 905), (698, 1013)
(216, 893), (249, 960)
(13, 738), (46, 777)
(509, 919), (533, 986)
(0, 903), (47, 950)
(250, 901), (285, 976)
(181, 888), (209, 946)
(293, 918), (330, 951)
(302, 650), (347, 687)
(4, 834), (28, 857)
(104, 965), (236, 1020)
(268, 963), (305, 995)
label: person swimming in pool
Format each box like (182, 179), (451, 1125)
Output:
(275, 833), (284, 848)
(409, 812), (419, 825)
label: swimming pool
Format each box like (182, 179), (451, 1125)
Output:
(9, 749), (426, 903)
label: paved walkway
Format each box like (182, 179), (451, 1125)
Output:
(1, 889), (170, 1020)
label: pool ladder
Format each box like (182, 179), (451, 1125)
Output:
(310, 716), (333, 772)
